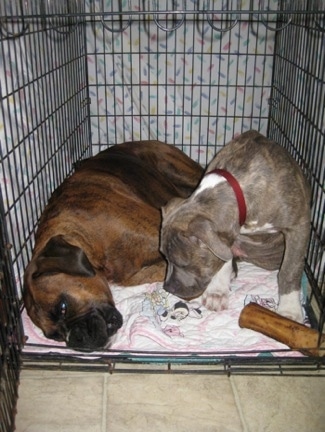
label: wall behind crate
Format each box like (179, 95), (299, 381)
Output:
(87, 0), (278, 161)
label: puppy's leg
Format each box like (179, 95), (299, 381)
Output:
(200, 260), (234, 311)
(277, 225), (309, 323)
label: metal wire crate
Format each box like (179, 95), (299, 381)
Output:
(0, 1), (324, 430)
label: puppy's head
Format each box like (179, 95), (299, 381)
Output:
(24, 235), (123, 351)
(160, 198), (236, 299)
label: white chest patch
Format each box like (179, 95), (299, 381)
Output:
(240, 221), (277, 234)
(193, 173), (226, 197)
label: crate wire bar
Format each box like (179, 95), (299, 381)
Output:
(0, 1), (325, 430)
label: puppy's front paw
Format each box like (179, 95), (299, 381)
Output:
(199, 260), (233, 312)
(201, 291), (229, 312)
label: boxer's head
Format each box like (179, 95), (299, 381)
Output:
(24, 236), (123, 351)
(160, 197), (233, 300)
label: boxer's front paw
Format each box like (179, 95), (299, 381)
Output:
(201, 291), (229, 312)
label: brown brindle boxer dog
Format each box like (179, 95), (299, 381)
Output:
(24, 141), (203, 351)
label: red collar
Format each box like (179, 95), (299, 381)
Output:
(206, 168), (247, 226)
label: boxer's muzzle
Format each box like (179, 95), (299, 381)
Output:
(66, 306), (123, 351)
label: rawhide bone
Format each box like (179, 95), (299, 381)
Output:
(239, 302), (325, 357)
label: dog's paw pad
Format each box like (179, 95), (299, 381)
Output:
(202, 293), (229, 312)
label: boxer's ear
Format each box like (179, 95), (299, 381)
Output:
(32, 235), (95, 278)
(187, 217), (233, 261)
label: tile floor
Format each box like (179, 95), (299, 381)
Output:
(15, 366), (325, 432)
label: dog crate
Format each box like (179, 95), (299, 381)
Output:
(0, 0), (325, 429)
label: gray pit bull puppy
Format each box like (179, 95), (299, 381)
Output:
(160, 130), (311, 323)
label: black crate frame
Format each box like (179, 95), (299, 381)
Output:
(0, 1), (325, 430)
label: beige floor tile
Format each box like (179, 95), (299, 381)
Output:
(232, 374), (325, 432)
(15, 370), (105, 432)
(105, 373), (244, 432)
(17, 368), (324, 432)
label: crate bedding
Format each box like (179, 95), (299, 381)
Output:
(22, 261), (308, 357)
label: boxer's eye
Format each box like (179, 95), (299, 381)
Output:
(59, 301), (68, 317)
(50, 300), (69, 322)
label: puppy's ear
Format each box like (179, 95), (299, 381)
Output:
(187, 217), (234, 261)
(32, 235), (95, 279)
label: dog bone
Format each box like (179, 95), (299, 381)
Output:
(239, 302), (325, 357)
